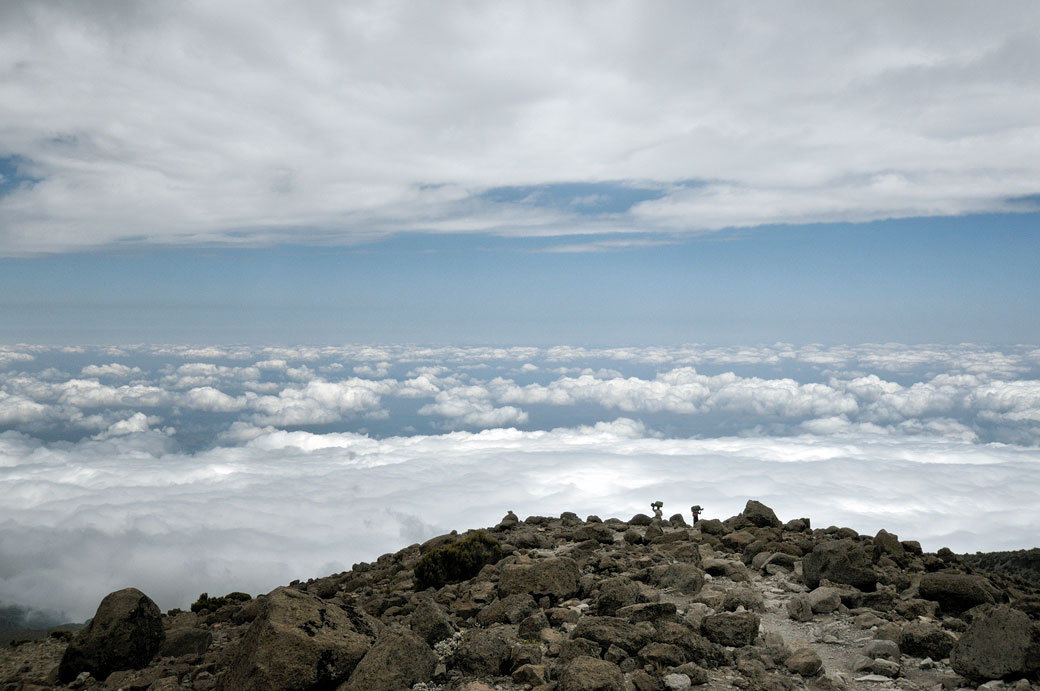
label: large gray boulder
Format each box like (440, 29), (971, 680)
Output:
(452, 625), (516, 676)
(571, 616), (652, 655)
(558, 656), (626, 691)
(218, 587), (375, 691)
(802, 539), (877, 591)
(919, 572), (996, 614)
(701, 611), (759, 647)
(738, 500), (782, 528)
(647, 563), (705, 595)
(594, 576), (642, 615)
(950, 605), (1040, 680)
(409, 597), (454, 646)
(498, 557), (580, 603)
(339, 630), (437, 691)
(899, 620), (955, 660)
(58, 587), (165, 683)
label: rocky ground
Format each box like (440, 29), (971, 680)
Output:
(2, 499), (1039, 691)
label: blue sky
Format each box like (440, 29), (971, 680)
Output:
(1, 210), (1037, 344)
(2, 1), (1039, 346)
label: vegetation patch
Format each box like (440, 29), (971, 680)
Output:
(414, 531), (503, 590)
(190, 591), (252, 613)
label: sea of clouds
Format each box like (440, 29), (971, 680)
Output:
(2, 342), (1039, 624)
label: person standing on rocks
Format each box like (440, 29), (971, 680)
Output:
(691, 505), (702, 525)
(651, 501), (664, 520)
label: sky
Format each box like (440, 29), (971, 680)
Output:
(1, 1), (1039, 626)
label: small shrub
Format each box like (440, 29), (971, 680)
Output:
(190, 591), (252, 613)
(414, 531), (502, 590)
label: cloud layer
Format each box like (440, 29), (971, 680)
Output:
(1, 342), (1039, 623)
(2, 2), (1039, 254)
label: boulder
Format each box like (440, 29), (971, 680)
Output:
(653, 621), (730, 669)
(648, 563), (705, 595)
(950, 605), (1040, 680)
(339, 630), (437, 691)
(802, 539), (877, 591)
(616, 602), (677, 624)
(919, 572), (996, 614)
(558, 656), (626, 691)
(701, 611), (759, 647)
(594, 576), (642, 616)
(806, 586), (843, 614)
(899, 621), (955, 660)
(571, 616), (652, 655)
(573, 523), (615, 544)
(721, 587), (765, 613)
(873, 529), (906, 566)
(218, 587), (374, 691)
(475, 593), (538, 626)
(629, 513), (653, 526)
(698, 519), (727, 535)
(452, 626), (516, 676)
(409, 597), (454, 646)
(785, 647), (823, 676)
(58, 587), (165, 683)
(498, 557), (580, 603)
(739, 500), (782, 528)
(786, 595), (814, 622)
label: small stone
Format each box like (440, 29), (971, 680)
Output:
(664, 673), (693, 690)
(856, 674), (896, 682)
(871, 658), (901, 677)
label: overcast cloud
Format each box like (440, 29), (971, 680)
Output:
(2, 1), (1039, 254)
(1, 343), (1039, 623)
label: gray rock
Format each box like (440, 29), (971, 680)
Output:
(58, 588), (165, 683)
(452, 625), (516, 676)
(701, 611), (759, 647)
(919, 572), (996, 614)
(648, 563), (705, 595)
(594, 576), (642, 616)
(340, 630), (437, 691)
(218, 587), (374, 691)
(950, 605), (1039, 680)
(498, 557), (580, 603)
(475, 593), (538, 626)
(664, 672), (693, 689)
(807, 586), (843, 614)
(786, 647), (823, 676)
(802, 539), (878, 591)
(786, 594), (814, 622)
(899, 621), (955, 660)
(573, 523), (615, 544)
(572, 616), (652, 655)
(615, 601), (677, 624)
(873, 529), (906, 565)
(410, 597), (454, 647)
(722, 587), (765, 613)
(558, 656), (626, 691)
(738, 499), (782, 528)
(862, 639), (900, 662)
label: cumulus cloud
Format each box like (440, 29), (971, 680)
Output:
(80, 363), (143, 379)
(2, 3), (1040, 254)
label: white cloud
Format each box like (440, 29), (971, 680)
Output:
(2, 3), (1039, 254)
(80, 363), (143, 379)
(247, 378), (392, 426)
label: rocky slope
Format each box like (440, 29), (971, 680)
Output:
(2, 500), (1039, 691)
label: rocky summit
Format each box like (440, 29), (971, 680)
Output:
(3, 500), (1040, 691)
